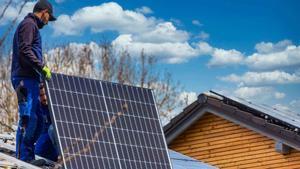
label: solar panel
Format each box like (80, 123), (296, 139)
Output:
(45, 73), (172, 169)
(210, 91), (300, 129)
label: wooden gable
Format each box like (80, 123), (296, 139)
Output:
(169, 113), (300, 169)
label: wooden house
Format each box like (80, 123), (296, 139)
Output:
(164, 91), (300, 169)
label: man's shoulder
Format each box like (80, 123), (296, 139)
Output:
(18, 14), (37, 29)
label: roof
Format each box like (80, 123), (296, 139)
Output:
(0, 140), (217, 169)
(164, 91), (300, 150)
(0, 141), (59, 169)
(169, 150), (218, 169)
(1, 138), (217, 169)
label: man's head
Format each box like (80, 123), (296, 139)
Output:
(33, 0), (56, 27)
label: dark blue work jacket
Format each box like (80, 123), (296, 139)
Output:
(11, 13), (45, 80)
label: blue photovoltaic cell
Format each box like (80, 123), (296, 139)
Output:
(46, 73), (172, 169)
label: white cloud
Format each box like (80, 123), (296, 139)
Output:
(179, 91), (198, 105)
(246, 40), (300, 70)
(112, 34), (200, 63)
(0, 1), (35, 25)
(220, 70), (300, 86)
(215, 87), (290, 111)
(52, 2), (199, 64)
(52, 2), (188, 44)
(233, 86), (273, 100)
(295, 69), (300, 76)
(111, 37), (244, 64)
(273, 101), (300, 114)
(112, 36), (216, 63)
(135, 6), (153, 14)
(255, 40), (292, 54)
(274, 92), (285, 99)
(49, 2), (250, 64)
(196, 31), (210, 40)
(290, 100), (300, 110)
(55, 0), (65, 3)
(233, 86), (286, 101)
(133, 22), (189, 43)
(52, 2), (157, 36)
(272, 104), (292, 113)
(208, 48), (244, 67)
(197, 42), (214, 55)
(192, 20), (202, 26)
(170, 18), (182, 27)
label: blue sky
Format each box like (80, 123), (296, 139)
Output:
(1, 0), (300, 113)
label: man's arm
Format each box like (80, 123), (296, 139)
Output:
(18, 22), (44, 72)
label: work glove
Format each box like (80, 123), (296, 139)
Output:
(42, 66), (52, 80)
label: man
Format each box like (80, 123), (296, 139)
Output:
(11, 0), (56, 162)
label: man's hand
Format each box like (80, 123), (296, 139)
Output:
(20, 115), (29, 129)
(42, 66), (51, 80)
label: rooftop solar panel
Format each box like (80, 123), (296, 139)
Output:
(210, 91), (300, 129)
(46, 73), (172, 169)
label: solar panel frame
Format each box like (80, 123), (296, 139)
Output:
(45, 73), (173, 169)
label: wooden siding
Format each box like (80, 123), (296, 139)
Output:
(169, 113), (300, 169)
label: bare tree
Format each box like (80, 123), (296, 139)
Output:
(116, 50), (135, 84)
(47, 45), (75, 74)
(45, 42), (184, 118)
(0, 56), (18, 132)
(0, 0), (29, 48)
(0, 0), (29, 131)
(0, 0), (13, 21)
(99, 42), (116, 81)
(108, 46), (183, 118)
(78, 46), (93, 77)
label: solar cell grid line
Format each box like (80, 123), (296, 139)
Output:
(87, 78), (115, 169)
(150, 90), (172, 168)
(139, 90), (164, 168)
(98, 81), (123, 169)
(46, 74), (122, 169)
(63, 77), (87, 169)
(46, 73), (172, 169)
(113, 85), (138, 169)
(130, 85), (166, 169)
(138, 87), (153, 168)
(112, 84), (134, 169)
(94, 78), (120, 169)
(73, 76), (120, 169)
(104, 83), (142, 169)
(112, 83), (137, 169)
(66, 75), (84, 169)
(55, 74), (91, 169)
(141, 88), (165, 168)
(101, 81), (172, 169)
(46, 74), (68, 168)
(122, 85), (145, 169)
(76, 76), (99, 169)
(70, 75), (94, 169)
(128, 87), (152, 169)
(63, 75), (120, 168)
(61, 75), (84, 169)
(121, 85), (147, 169)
